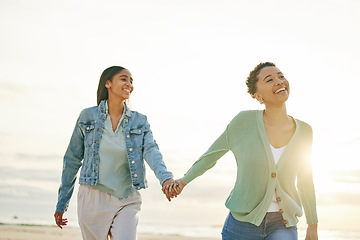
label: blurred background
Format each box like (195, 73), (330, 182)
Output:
(0, 0), (359, 238)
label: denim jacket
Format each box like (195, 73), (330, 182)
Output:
(56, 100), (173, 213)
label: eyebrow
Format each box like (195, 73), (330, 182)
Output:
(263, 75), (272, 81)
(263, 72), (283, 81)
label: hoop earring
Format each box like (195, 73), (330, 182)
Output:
(258, 98), (264, 104)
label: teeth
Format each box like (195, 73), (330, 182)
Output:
(275, 88), (285, 94)
(124, 89), (130, 93)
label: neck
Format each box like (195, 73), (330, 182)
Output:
(263, 103), (288, 125)
(107, 98), (125, 116)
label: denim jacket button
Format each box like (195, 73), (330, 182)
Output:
(134, 174), (138, 177)
(131, 160), (135, 164)
(127, 135), (130, 139)
(86, 126), (90, 131)
(129, 148), (133, 152)
(137, 187), (141, 190)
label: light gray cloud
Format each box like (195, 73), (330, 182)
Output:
(0, 167), (60, 182)
(332, 170), (360, 183)
(318, 192), (360, 206)
(0, 82), (27, 94)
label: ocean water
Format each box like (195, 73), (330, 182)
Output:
(0, 216), (359, 240)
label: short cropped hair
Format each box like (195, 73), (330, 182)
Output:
(246, 62), (276, 98)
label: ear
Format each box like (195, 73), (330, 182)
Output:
(105, 80), (111, 89)
(253, 92), (260, 100)
(253, 93), (264, 104)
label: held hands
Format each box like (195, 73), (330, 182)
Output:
(162, 178), (187, 201)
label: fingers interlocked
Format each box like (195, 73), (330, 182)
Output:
(162, 178), (186, 202)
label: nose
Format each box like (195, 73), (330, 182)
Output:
(125, 79), (132, 86)
(125, 80), (134, 91)
(276, 78), (284, 86)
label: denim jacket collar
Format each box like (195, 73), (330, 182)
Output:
(98, 100), (132, 118)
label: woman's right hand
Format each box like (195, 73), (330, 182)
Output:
(54, 212), (68, 229)
(174, 178), (187, 195)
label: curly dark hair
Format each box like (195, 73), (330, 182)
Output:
(246, 62), (276, 98)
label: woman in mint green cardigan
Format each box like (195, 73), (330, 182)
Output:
(172, 62), (318, 240)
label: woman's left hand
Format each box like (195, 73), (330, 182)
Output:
(305, 223), (318, 240)
(54, 212), (68, 229)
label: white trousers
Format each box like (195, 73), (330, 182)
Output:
(77, 185), (142, 240)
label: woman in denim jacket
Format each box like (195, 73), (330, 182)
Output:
(54, 66), (175, 240)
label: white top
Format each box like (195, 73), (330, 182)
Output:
(267, 144), (287, 212)
(270, 144), (286, 165)
(92, 101), (134, 199)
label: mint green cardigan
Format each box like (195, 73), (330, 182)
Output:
(183, 110), (318, 227)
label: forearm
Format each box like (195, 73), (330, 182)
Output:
(183, 130), (230, 184)
(56, 150), (83, 212)
(56, 164), (79, 212)
(182, 150), (227, 184)
(306, 223), (318, 240)
(297, 159), (318, 224)
(144, 149), (173, 185)
(143, 126), (173, 185)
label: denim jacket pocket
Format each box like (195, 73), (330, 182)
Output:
(130, 127), (144, 143)
(130, 127), (144, 134)
(79, 122), (96, 146)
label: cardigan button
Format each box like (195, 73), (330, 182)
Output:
(283, 220), (288, 224)
(271, 172), (277, 178)
(276, 197), (281, 202)
(279, 209), (284, 213)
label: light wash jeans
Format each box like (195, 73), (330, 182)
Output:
(222, 212), (297, 240)
(77, 185), (142, 240)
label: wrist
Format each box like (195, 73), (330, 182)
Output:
(162, 178), (174, 187)
(180, 178), (187, 186)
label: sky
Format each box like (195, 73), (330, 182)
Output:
(1, 0), (360, 234)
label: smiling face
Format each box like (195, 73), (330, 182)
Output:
(105, 69), (133, 101)
(254, 66), (290, 105)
